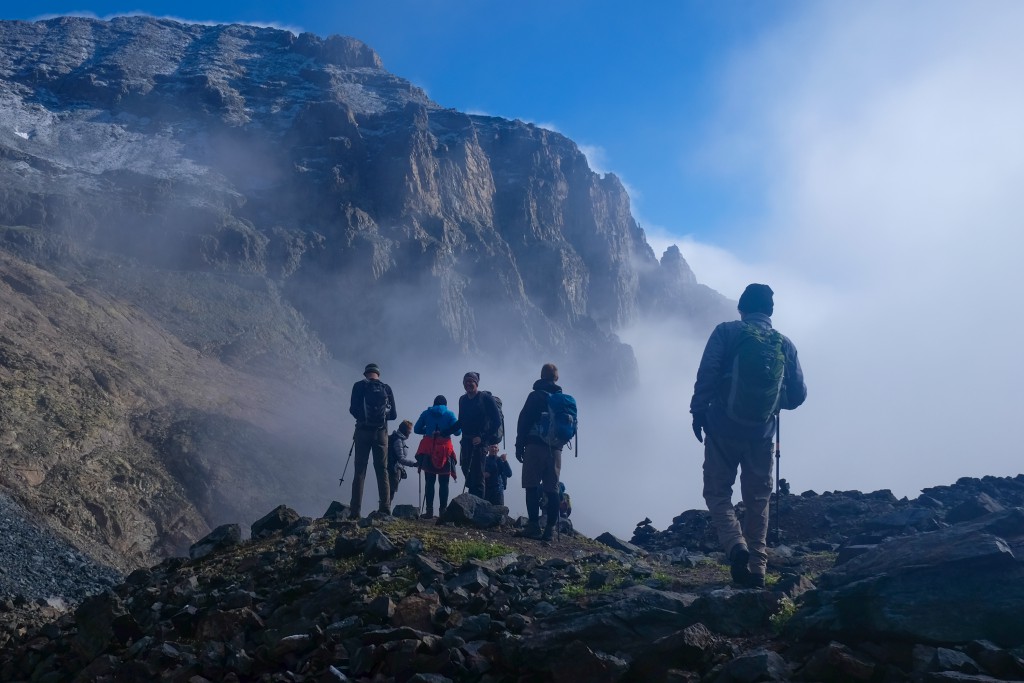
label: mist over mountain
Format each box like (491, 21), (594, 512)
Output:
(0, 16), (731, 568)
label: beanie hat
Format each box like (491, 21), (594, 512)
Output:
(463, 371), (480, 384)
(433, 395), (447, 406)
(737, 284), (774, 316)
(364, 363), (381, 376)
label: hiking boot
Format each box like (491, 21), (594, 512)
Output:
(519, 521), (542, 539)
(744, 573), (766, 589)
(348, 510), (361, 521)
(541, 525), (555, 542)
(729, 545), (751, 585)
(420, 509), (434, 519)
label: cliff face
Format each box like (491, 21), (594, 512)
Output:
(0, 16), (731, 567)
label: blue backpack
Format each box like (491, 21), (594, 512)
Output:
(531, 391), (578, 449)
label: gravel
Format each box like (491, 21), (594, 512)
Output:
(0, 491), (123, 607)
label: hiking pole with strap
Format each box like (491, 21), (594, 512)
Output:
(339, 438), (355, 485)
(773, 413), (782, 545)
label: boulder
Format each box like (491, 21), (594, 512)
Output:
(322, 501), (351, 521)
(188, 523), (242, 560)
(440, 494), (507, 528)
(392, 504), (420, 519)
(251, 505), (301, 540)
(519, 586), (698, 663)
(595, 532), (647, 556)
(548, 640), (629, 683)
(791, 508), (1024, 646)
(363, 529), (398, 561)
(712, 648), (791, 682)
(947, 493), (1006, 524)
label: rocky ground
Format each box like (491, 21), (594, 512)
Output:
(0, 492), (122, 604)
(1, 476), (1024, 681)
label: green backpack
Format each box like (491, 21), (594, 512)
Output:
(720, 323), (786, 426)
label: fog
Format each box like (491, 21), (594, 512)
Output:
(632, 1), (1024, 538)
(337, 3), (1024, 541)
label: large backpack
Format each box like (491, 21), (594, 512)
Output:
(480, 391), (505, 447)
(361, 379), (391, 428)
(720, 323), (786, 426)
(531, 391), (578, 449)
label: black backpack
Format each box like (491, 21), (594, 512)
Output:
(362, 379), (391, 428)
(480, 390), (504, 447)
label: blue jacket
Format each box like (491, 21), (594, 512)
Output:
(414, 405), (461, 437)
(690, 313), (807, 440)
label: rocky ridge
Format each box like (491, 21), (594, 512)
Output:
(2, 474), (1024, 681)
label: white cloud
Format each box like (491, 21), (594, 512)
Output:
(669, 0), (1024, 504)
(578, 143), (608, 175)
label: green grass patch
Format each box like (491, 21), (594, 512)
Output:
(438, 539), (514, 565)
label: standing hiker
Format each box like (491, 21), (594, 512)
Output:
(454, 372), (502, 499)
(483, 445), (513, 506)
(413, 395), (460, 519)
(515, 363), (577, 541)
(348, 363), (398, 518)
(387, 420), (417, 502)
(690, 284), (806, 588)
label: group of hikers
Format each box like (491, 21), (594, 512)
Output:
(346, 363), (577, 541)
(345, 282), (806, 584)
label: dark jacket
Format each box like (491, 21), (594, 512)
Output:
(349, 378), (397, 428)
(387, 430), (417, 478)
(484, 454), (513, 493)
(516, 379), (563, 452)
(455, 392), (501, 445)
(414, 405), (461, 437)
(690, 312), (807, 440)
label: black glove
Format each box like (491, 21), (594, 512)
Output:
(692, 413), (708, 444)
(515, 446), (525, 464)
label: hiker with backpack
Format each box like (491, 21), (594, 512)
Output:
(347, 363), (398, 518)
(690, 284), (806, 588)
(387, 420), (418, 502)
(483, 445), (513, 506)
(413, 395), (460, 518)
(515, 363), (577, 541)
(454, 372), (503, 499)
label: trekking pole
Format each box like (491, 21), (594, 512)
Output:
(773, 413), (781, 545)
(339, 439), (355, 485)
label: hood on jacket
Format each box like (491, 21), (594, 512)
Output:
(532, 379), (562, 393)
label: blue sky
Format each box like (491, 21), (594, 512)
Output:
(6, 2), (1024, 532)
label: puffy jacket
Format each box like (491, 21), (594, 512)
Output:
(690, 312), (806, 440)
(414, 405), (461, 437)
(387, 430), (417, 477)
(516, 379), (563, 451)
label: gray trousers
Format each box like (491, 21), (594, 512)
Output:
(702, 432), (774, 574)
(350, 426), (390, 514)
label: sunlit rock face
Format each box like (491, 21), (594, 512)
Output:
(0, 16), (729, 386)
(0, 16), (731, 567)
